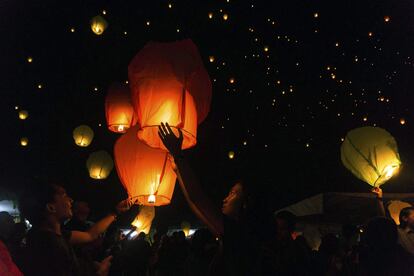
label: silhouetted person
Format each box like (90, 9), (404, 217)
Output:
(357, 217), (414, 275)
(311, 233), (342, 275)
(158, 122), (278, 275)
(185, 228), (217, 276)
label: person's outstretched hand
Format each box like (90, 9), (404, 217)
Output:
(372, 187), (383, 199)
(158, 122), (183, 157)
(115, 198), (138, 214)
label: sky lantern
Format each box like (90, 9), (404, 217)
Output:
(18, 110), (28, 120)
(20, 137), (28, 147)
(181, 221), (191, 237)
(341, 127), (401, 187)
(114, 125), (177, 206)
(73, 125), (94, 147)
(131, 205), (155, 234)
(228, 151), (235, 159)
(387, 200), (412, 225)
(128, 39), (212, 150)
(105, 83), (136, 133)
(90, 15), (108, 35)
(86, 150), (114, 179)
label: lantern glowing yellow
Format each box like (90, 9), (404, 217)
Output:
(73, 125), (94, 147)
(228, 151), (235, 159)
(20, 137), (28, 147)
(384, 16), (391, 23)
(209, 56), (215, 63)
(114, 125), (177, 206)
(131, 206), (155, 234)
(387, 200), (412, 225)
(86, 150), (114, 179)
(18, 110), (28, 120)
(400, 118), (406, 125)
(341, 127), (401, 187)
(105, 83), (136, 133)
(181, 221), (191, 237)
(223, 14), (229, 20)
(128, 39), (212, 150)
(90, 15), (108, 35)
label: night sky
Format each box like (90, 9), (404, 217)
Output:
(2, 0), (414, 228)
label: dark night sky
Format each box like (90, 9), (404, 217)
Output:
(1, 0), (414, 228)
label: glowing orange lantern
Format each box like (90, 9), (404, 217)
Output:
(114, 125), (177, 206)
(105, 83), (136, 133)
(128, 39), (212, 150)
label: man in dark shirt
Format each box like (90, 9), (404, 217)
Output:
(19, 183), (130, 276)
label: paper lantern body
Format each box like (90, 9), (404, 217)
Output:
(114, 125), (177, 206)
(90, 15), (108, 35)
(73, 125), (94, 147)
(105, 83), (136, 133)
(128, 39), (212, 150)
(131, 205), (155, 234)
(86, 150), (114, 179)
(341, 127), (401, 187)
(388, 200), (412, 225)
(19, 110), (28, 120)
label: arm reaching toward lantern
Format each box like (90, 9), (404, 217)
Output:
(372, 187), (386, 217)
(70, 199), (131, 244)
(158, 122), (224, 237)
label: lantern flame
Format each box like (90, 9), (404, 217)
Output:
(118, 125), (125, 132)
(383, 164), (399, 180)
(148, 194), (156, 203)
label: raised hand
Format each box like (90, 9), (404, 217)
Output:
(158, 122), (183, 157)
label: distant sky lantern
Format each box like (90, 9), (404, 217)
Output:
(90, 15), (108, 35)
(314, 12), (319, 18)
(223, 14), (229, 20)
(341, 127), (401, 187)
(388, 200), (412, 225)
(384, 16), (391, 22)
(18, 110), (28, 120)
(131, 205), (155, 234)
(105, 82), (136, 133)
(208, 12), (213, 19)
(114, 125), (177, 206)
(86, 150), (114, 179)
(229, 78), (235, 84)
(400, 118), (406, 125)
(181, 221), (191, 237)
(73, 125), (94, 147)
(228, 151), (235, 159)
(20, 137), (28, 147)
(128, 39), (212, 150)
(27, 57), (33, 63)
(264, 46), (269, 52)
(209, 56), (215, 63)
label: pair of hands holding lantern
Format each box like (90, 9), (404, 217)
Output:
(158, 122), (224, 237)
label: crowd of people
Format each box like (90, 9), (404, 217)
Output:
(0, 123), (414, 275)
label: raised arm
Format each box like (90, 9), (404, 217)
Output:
(70, 199), (131, 245)
(158, 123), (224, 237)
(372, 187), (386, 217)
